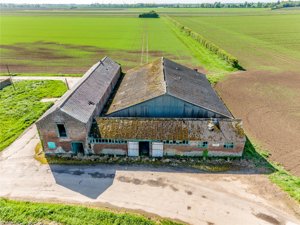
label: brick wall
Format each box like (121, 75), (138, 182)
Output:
(36, 111), (87, 154)
(92, 143), (127, 155)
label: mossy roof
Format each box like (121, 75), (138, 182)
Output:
(97, 117), (245, 142)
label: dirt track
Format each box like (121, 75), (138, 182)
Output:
(216, 70), (300, 176)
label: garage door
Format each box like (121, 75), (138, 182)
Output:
(128, 142), (139, 157)
(152, 142), (163, 157)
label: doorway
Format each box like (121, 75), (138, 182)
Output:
(71, 142), (84, 155)
(139, 141), (150, 156)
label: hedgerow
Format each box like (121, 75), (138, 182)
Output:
(168, 17), (240, 69)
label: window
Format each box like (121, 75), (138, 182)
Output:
(198, 142), (208, 148)
(57, 124), (67, 137)
(47, 142), (56, 149)
(224, 142), (234, 149)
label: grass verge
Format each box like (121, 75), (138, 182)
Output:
(0, 80), (67, 151)
(0, 198), (184, 225)
(243, 137), (300, 203)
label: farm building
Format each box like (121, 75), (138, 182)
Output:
(36, 56), (246, 157)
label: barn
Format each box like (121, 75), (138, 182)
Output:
(37, 57), (246, 157)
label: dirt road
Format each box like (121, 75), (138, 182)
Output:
(0, 125), (299, 225)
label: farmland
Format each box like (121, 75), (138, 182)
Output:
(174, 13), (300, 72)
(0, 6), (300, 225)
(169, 10), (300, 175)
(0, 13), (235, 76)
(0, 8), (299, 175)
(0, 80), (67, 151)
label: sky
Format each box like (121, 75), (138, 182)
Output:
(0, 0), (279, 4)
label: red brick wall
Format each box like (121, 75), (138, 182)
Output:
(36, 111), (87, 154)
(92, 143), (128, 155)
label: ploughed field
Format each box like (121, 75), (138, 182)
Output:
(173, 10), (300, 175)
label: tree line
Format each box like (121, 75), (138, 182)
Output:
(168, 17), (241, 69)
(1, 1), (300, 9)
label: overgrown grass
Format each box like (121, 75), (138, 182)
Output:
(243, 137), (300, 203)
(0, 80), (67, 151)
(0, 198), (184, 225)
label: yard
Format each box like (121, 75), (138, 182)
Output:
(0, 80), (67, 151)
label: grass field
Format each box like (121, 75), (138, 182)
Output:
(0, 80), (67, 151)
(0, 11), (238, 76)
(0, 15), (198, 74)
(173, 13), (300, 72)
(0, 198), (183, 225)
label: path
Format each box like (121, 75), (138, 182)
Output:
(1, 76), (81, 89)
(0, 125), (299, 225)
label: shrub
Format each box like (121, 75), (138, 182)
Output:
(139, 10), (159, 18)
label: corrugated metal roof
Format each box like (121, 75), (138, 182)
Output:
(97, 117), (245, 142)
(39, 56), (120, 123)
(107, 57), (232, 118)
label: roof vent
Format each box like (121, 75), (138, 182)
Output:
(175, 67), (179, 70)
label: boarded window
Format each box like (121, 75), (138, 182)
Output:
(47, 142), (56, 149)
(198, 142), (208, 148)
(224, 142), (234, 149)
(57, 124), (67, 137)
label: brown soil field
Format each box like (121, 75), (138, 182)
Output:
(216, 70), (300, 176)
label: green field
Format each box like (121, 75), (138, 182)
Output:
(0, 10), (240, 76)
(0, 198), (183, 225)
(173, 13), (300, 72)
(0, 80), (67, 151)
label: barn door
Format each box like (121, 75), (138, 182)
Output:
(128, 142), (139, 157)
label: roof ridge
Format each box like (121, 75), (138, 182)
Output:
(161, 57), (167, 93)
(60, 56), (108, 109)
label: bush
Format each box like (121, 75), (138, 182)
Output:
(139, 10), (159, 18)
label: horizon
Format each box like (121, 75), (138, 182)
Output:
(0, 0), (281, 5)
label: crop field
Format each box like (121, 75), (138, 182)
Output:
(169, 9), (300, 175)
(173, 13), (300, 72)
(0, 12), (236, 76)
(0, 80), (67, 151)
